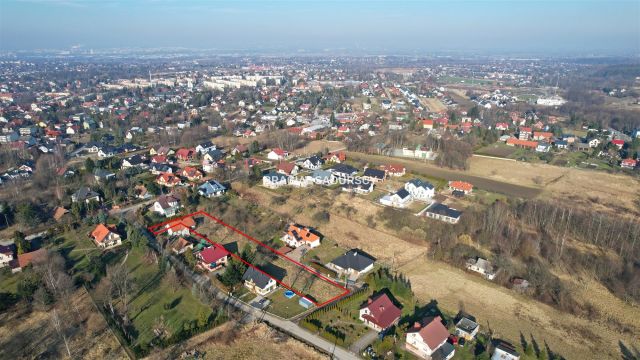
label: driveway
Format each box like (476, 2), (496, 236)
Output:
(109, 198), (155, 215)
(349, 329), (378, 354)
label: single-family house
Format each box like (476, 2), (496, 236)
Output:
(359, 293), (402, 332)
(0, 245), (15, 268)
(179, 166), (203, 181)
(362, 168), (386, 183)
(231, 144), (248, 156)
(90, 224), (122, 248)
(171, 237), (193, 254)
(455, 314), (479, 340)
(176, 148), (196, 161)
(406, 316), (454, 360)
(380, 164), (406, 177)
(330, 164), (359, 180)
(536, 142), (551, 153)
(405, 179), (435, 201)
(495, 122), (509, 131)
(282, 223), (321, 248)
(611, 139), (624, 150)
(195, 141), (216, 154)
(121, 154), (147, 169)
(323, 151), (346, 163)
(341, 180), (374, 194)
(149, 145), (173, 156)
(423, 203), (462, 224)
(242, 267), (277, 296)
(203, 149), (225, 162)
(380, 188), (413, 208)
(267, 148), (288, 161)
(153, 195), (182, 217)
(98, 146), (116, 158)
(71, 187), (102, 204)
(166, 217), (196, 236)
(150, 163), (174, 175)
(491, 341), (520, 360)
(448, 181), (473, 194)
(94, 168), (116, 182)
(156, 172), (182, 187)
(197, 246), (229, 271)
(52, 206), (69, 222)
(466, 257), (497, 280)
(15, 248), (47, 272)
(276, 161), (299, 176)
(621, 158), (637, 169)
(554, 140), (568, 149)
(327, 250), (375, 279)
(300, 155), (324, 170)
(198, 180), (227, 198)
(588, 138), (601, 148)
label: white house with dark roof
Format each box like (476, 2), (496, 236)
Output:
(326, 250), (375, 279)
(455, 314), (479, 340)
(362, 168), (386, 183)
(491, 341), (520, 360)
(466, 257), (497, 280)
(404, 179), (435, 201)
(71, 187), (102, 204)
(152, 194), (181, 217)
(380, 188), (413, 208)
(299, 155), (324, 170)
(242, 267), (277, 296)
(423, 203), (461, 224)
(198, 180), (227, 198)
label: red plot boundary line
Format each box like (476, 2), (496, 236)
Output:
(147, 210), (350, 307)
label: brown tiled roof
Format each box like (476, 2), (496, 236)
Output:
(17, 248), (47, 268)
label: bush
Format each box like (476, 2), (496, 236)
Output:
(312, 210), (330, 224)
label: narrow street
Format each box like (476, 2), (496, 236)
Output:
(143, 225), (361, 360)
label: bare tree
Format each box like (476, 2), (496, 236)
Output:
(50, 308), (72, 358)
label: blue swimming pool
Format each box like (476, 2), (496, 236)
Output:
(284, 290), (295, 298)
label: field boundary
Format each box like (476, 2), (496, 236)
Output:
(148, 210), (350, 307)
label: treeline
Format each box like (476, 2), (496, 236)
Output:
(378, 199), (640, 312)
(467, 200), (640, 304)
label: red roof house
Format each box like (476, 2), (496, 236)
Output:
(176, 148), (196, 161)
(405, 316), (451, 359)
(359, 293), (402, 332)
(197, 246), (229, 271)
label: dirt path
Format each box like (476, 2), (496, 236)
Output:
(347, 152), (542, 198)
(348, 151), (640, 214)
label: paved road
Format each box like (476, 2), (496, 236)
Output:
(142, 225), (360, 360)
(350, 329), (378, 355)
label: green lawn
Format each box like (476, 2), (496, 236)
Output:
(128, 280), (212, 346)
(53, 226), (105, 274)
(0, 269), (25, 293)
(304, 238), (346, 265)
(123, 247), (213, 346)
(266, 288), (308, 319)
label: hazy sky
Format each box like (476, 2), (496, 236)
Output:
(1, 0), (639, 55)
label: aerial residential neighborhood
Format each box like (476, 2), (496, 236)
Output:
(0, 1), (638, 359)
